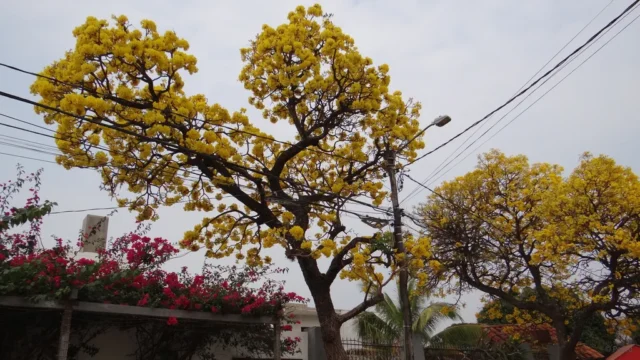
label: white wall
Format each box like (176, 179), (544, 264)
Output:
(74, 307), (359, 360)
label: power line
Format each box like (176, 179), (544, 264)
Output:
(423, 1), (637, 187)
(0, 100), (395, 218)
(2, 3), (637, 234)
(423, 8), (640, 189)
(403, 0), (617, 204)
(0, 111), (232, 185)
(400, 1), (640, 204)
(0, 139), (60, 157)
(0, 112), (56, 133)
(0, 119), (206, 184)
(0, 133), (60, 151)
(0, 63), (373, 166)
(0, 151), (58, 164)
(403, 0), (639, 169)
(402, 174), (506, 235)
(0, 121), (394, 220)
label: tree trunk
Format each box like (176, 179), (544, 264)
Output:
(558, 346), (577, 360)
(299, 260), (348, 360)
(314, 293), (348, 360)
(553, 319), (577, 360)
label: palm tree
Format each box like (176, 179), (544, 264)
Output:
(355, 279), (464, 345)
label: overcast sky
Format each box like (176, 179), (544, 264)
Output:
(0, 0), (638, 325)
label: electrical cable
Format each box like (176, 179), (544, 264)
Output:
(403, 0), (617, 204)
(0, 112), (56, 133)
(423, 9), (640, 189)
(400, 2), (640, 203)
(403, 0), (639, 169)
(0, 104), (395, 218)
(0, 63), (373, 166)
(0, 150), (58, 164)
(0, 118), (206, 183)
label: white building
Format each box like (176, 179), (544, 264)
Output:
(73, 303), (359, 360)
(67, 215), (360, 360)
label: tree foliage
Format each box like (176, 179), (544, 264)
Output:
(419, 150), (640, 360)
(30, 5), (435, 358)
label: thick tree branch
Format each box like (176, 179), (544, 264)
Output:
(338, 292), (384, 324)
(326, 236), (373, 282)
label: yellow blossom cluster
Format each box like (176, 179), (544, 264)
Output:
(31, 5), (434, 291)
(421, 150), (640, 335)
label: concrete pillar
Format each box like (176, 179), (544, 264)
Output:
(548, 344), (560, 360)
(306, 327), (327, 360)
(412, 334), (425, 360)
(80, 215), (109, 253)
(519, 344), (534, 360)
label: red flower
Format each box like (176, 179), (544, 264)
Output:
(210, 306), (219, 313)
(162, 287), (176, 299)
(282, 325), (292, 331)
(77, 258), (95, 266)
(166, 317), (178, 326)
(137, 293), (150, 307)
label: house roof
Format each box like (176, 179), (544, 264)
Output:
(482, 324), (604, 360)
(607, 344), (640, 360)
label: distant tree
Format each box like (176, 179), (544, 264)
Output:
(477, 292), (617, 355)
(419, 151), (640, 360)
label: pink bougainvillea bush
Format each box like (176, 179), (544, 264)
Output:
(0, 166), (304, 359)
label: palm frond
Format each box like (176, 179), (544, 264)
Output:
(355, 311), (398, 343)
(374, 292), (403, 328)
(414, 302), (463, 339)
(357, 276), (467, 345)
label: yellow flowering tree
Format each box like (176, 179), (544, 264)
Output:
(30, 5), (433, 359)
(418, 150), (640, 360)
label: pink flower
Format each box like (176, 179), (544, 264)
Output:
(166, 317), (178, 326)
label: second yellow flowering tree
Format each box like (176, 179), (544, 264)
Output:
(30, 5), (433, 359)
(419, 150), (640, 360)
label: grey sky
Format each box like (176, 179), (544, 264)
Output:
(0, 0), (638, 324)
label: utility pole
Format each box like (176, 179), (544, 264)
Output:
(384, 115), (451, 360)
(384, 149), (413, 360)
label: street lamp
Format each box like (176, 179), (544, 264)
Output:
(432, 114), (451, 127)
(400, 114), (452, 152)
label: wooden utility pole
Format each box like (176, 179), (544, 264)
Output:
(384, 149), (413, 360)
